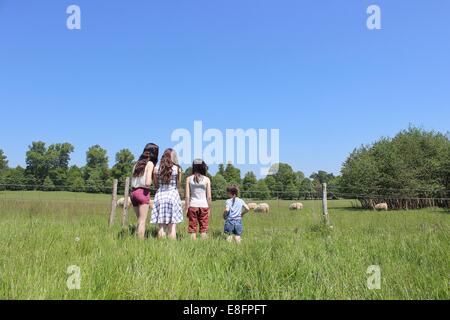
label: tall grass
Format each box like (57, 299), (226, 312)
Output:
(0, 191), (448, 300)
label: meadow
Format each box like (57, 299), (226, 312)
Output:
(0, 191), (448, 300)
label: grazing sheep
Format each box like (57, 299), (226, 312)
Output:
(117, 197), (132, 207)
(289, 202), (304, 210)
(255, 203), (270, 213)
(374, 203), (388, 211)
(248, 203), (258, 210)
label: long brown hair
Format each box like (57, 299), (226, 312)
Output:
(133, 143), (159, 177)
(159, 148), (181, 184)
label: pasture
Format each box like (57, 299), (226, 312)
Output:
(0, 191), (448, 300)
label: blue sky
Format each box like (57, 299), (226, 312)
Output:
(0, 0), (449, 177)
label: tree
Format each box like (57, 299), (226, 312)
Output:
(111, 149), (135, 185)
(310, 170), (335, 185)
(339, 126), (450, 209)
(0, 166), (26, 191)
(211, 174), (227, 200)
(66, 165), (85, 192)
(265, 163), (297, 199)
(242, 171), (257, 198)
(43, 176), (56, 191)
(285, 182), (298, 200)
(298, 177), (315, 199)
(223, 163), (241, 186)
(0, 149), (8, 171)
(253, 180), (271, 200)
(86, 145), (109, 169)
(218, 164), (225, 177)
(84, 145), (109, 192)
(24, 141), (74, 187)
(47, 143), (74, 170)
(25, 141), (48, 184)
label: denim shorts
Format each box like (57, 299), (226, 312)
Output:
(224, 219), (243, 236)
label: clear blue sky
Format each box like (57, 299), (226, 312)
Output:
(1, 0), (449, 177)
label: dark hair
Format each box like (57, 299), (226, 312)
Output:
(133, 143), (159, 177)
(159, 148), (181, 184)
(192, 159), (208, 183)
(227, 185), (239, 205)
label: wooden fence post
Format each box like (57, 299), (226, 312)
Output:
(108, 179), (118, 227)
(322, 183), (330, 225)
(122, 177), (130, 229)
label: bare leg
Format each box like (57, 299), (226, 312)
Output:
(167, 224), (177, 240)
(136, 204), (149, 239)
(200, 233), (208, 240)
(132, 206), (139, 236)
(226, 235), (233, 242)
(190, 233), (197, 240)
(133, 206), (139, 219)
(158, 224), (167, 239)
(234, 236), (242, 244)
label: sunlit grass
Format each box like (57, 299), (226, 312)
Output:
(0, 191), (448, 300)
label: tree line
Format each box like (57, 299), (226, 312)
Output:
(1, 127), (449, 207)
(339, 127), (449, 209)
(0, 142), (336, 200)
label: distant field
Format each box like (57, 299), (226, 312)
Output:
(0, 191), (448, 300)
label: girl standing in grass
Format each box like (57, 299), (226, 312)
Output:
(130, 143), (159, 239)
(185, 159), (212, 240)
(151, 148), (183, 239)
(223, 185), (249, 243)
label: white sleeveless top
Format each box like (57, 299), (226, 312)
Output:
(131, 162), (152, 189)
(188, 175), (210, 208)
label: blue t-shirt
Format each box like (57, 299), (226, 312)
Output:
(225, 197), (245, 220)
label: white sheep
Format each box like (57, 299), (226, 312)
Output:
(117, 197), (132, 207)
(248, 203), (258, 211)
(255, 203), (270, 213)
(289, 202), (304, 210)
(374, 203), (388, 211)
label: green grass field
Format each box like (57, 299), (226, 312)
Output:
(0, 191), (448, 300)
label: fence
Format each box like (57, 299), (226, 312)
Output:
(1, 180), (449, 229)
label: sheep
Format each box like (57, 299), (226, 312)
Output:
(374, 203), (388, 211)
(289, 202), (304, 211)
(117, 197), (132, 207)
(248, 203), (258, 211)
(254, 203), (270, 213)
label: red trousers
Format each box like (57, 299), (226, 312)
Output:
(188, 207), (209, 234)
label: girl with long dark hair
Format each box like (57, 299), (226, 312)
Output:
(150, 148), (183, 239)
(130, 143), (159, 239)
(185, 159), (211, 240)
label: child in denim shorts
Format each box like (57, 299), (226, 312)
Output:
(223, 185), (249, 243)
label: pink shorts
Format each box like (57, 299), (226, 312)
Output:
(130, 188), (151, 207)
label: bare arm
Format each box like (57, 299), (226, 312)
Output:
(185, 176), (190, 213)
(145, 162), (154, 187)
(242, 202), (250, 216)
(206, 178), (212, 209)
(223, 201), (230, 220)
(152, 168), (158, 190)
